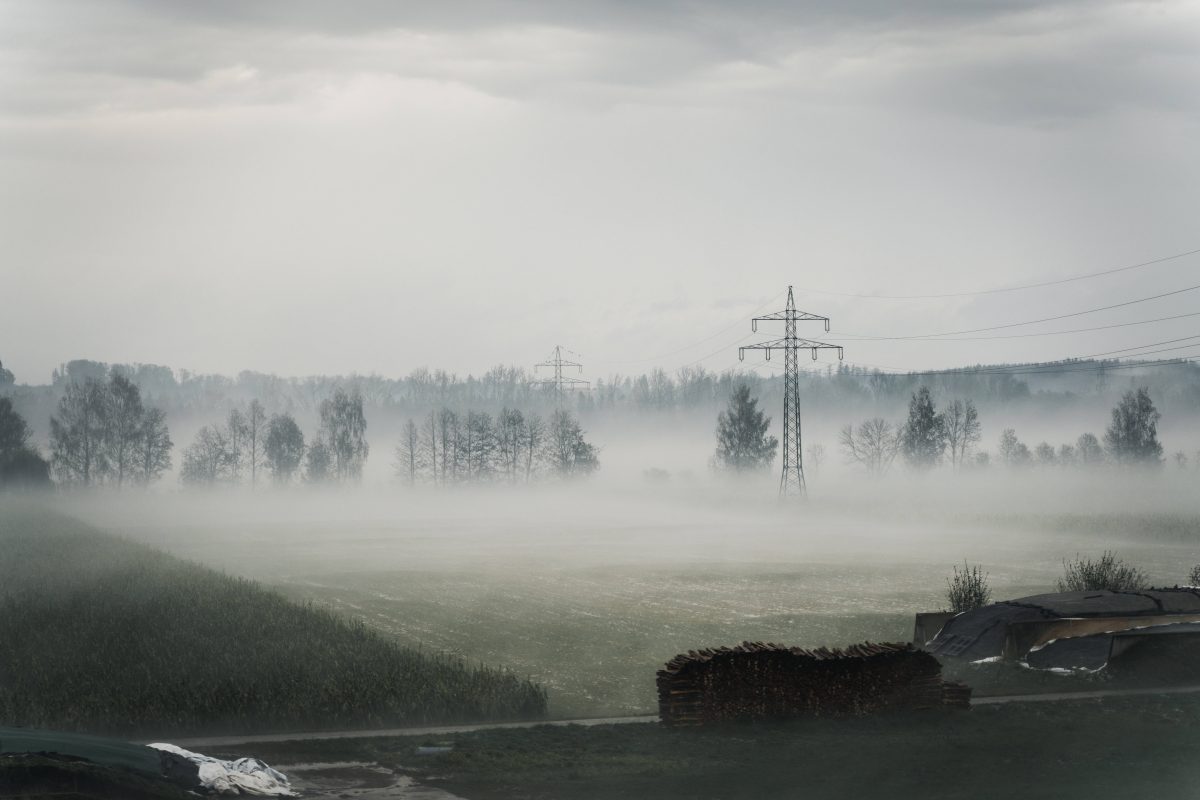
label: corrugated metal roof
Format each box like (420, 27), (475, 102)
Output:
(929, 588), (1200, 663)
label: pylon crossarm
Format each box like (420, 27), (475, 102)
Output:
(740, 339), (788, 352)
(752, 310), (829, 323)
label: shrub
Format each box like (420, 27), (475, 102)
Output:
(946, 562), (991, 613)
(1057, 551), (1148, 592)
(1188, 564), (1200, 587)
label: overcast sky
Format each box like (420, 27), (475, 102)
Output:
(2, 0), (1198, 383)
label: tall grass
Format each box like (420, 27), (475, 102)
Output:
(0, 508), (547, 737)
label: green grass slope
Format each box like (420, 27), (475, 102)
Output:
(0, 505), (547, 737)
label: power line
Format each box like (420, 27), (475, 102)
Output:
(752, 355), (1196, 379)
(804, 246), (1200, 300)
(832, 283), (1200, 341)
(591, 290), (786, 365)
(1081, 335), (1200, 359)
(843, 350), (1200, 378)
(826, 310), (1200, 343)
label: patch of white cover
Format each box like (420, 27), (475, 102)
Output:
(149, 742), (295, 796)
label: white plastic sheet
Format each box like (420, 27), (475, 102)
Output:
(149, 742), (296, 796)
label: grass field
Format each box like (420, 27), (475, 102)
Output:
(0, 504), (547, 737)
(64, 485), (1200, 720)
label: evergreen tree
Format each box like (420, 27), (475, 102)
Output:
(713, 384), (777, 472)
(1104, 387), (1163, 466)
(0, 396), (31, 457)
(0, 397), (50, 489)
(900, 386), (946, 469)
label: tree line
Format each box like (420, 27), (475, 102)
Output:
(394, 407), (599, 485)
(18, 354), (1199, 423)
(711, 382), (1177, 479)
(838, 385), (1169, 474)
(181, 388), (369, 487)
(44, 374), (173, 488)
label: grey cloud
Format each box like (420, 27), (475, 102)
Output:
(4, 0), (1196, 126)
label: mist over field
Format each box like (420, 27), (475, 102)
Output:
(41, 452), (1200, 718)
(3, 1), (1200, 796)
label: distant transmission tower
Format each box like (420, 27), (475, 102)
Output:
(534, 345), (589, 405)
(739, 286), (843, 498)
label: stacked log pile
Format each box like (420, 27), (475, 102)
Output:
(656, 641), (970, 726)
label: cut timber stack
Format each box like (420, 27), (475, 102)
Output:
(656, 641), (970, 726)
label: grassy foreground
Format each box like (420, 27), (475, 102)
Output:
(0, 504), (547, 737)
(222, 693), (1200, 800)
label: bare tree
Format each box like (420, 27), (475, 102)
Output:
(245, 399), (268, 487)
(305, 436), (333, 483)
(50, 378), (110, 487)
(942, 398), (982, 469)
(394, 419), (421, 485)
(998, 428), (1031, 468)
(1076, 432), (1105, 466)
(496, 407), (525, 482)
(136, 407), (173, 485)
(466, 411), (497, 482)
(438, 408), (458, 484)
(225, 408), (249, 482)
(523, 413), (545, 481)
(318, 388), (369, 482)
(264, 412), (305, 484)
(1033, 441), (1057, 467)
(422, 410), (440, 485)
(105, 374), (144, 487)
(545, 409), (599, 478)
(839, 418), (900, 476)
(805, 443), (825, 476)
(180, 425), (232, 486)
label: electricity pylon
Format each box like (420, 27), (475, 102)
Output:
(535, 345), (589, 405)
(739, 286), (843, 498)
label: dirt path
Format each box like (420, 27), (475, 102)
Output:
(165, 715), (658, 749)
(165, 685), (1200, 749)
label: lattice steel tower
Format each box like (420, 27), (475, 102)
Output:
(739, 286), (843, 497)
(534, 345), (589, 405)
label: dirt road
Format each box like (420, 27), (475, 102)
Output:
(165, 684), (1200, 749)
